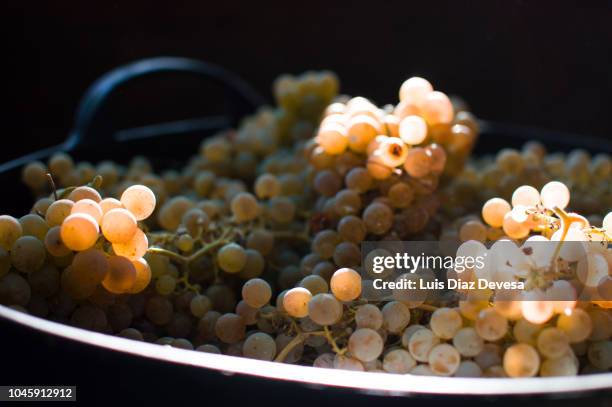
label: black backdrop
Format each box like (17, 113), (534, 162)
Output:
(4, 0), (612, 164)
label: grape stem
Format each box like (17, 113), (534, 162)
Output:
(188, 230), (232, 263)
(274, 333), (306, 362)
(46, 173), (58, 201)
(549, 206), (584, 269)
(323, 325), (346, 355)
(274, 326), (347, 362)
(147, 247), (187, 264)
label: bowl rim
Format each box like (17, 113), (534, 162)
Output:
(2, 305), (610, 397)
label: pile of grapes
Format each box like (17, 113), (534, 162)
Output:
(1, 72), (610, 378)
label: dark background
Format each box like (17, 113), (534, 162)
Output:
(4, 0), (612, 164)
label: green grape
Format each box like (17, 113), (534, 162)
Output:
(0, 215), (23, 250)
(246, 229), (274, 255)
(307, 293), (342, 325)
(311, 229), (341, 259)
(156, 274), (177, 295)
(190, 294), (212, 318)
(230, 192), (260, 222)
(48, 152), (74, 179)
(215, 313), (246, 344)
(299, 275), (329, 296)
(118, 328), (144, 341)
(181, 208), (209, 237)
(267, 197), (296, 224)
(217, 243), (247, 273)
(145, 296), (174, 325)
(254, 174), (281, 199)
(313, 170), (342, 197)
(0, 272), (31, 306)
(19, 214), (49, 241)
(22, 161), (48, 189)
(11, 236), (46, 273)
(241, 278), (272, 308)
(70, 305), (107, 332)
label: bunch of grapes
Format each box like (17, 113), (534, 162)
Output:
(441, 142), (612, 220)
(1, 71), (610, 379)
(1, 160), (157, 333)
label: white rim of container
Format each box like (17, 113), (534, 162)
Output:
(1, 305), (610, 396)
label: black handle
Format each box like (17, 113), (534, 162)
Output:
(64, 56), (266, 150)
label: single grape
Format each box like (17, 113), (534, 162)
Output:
(112, 228), (148, 260)
(196, 344), (221, 354)
(362, 202), (393, 235)
(540, 181), (570, 210)
(399, 115), (427, 145)
(421, 91), (454, 125)
(242, 278), (272, 308)
(282, 287), (312, 318)
(99, 198), (123, 214)
(383, 349), (416, 374)
(408, 328), (439, 362)
(452, 327), (484, 357)
(128, 258), (152, 294)
(60, 213), (99, 251)
(243, 332), (277, 361)
(345, 167), (373, 193)
(0, 272), (31, 306)
(299, 275), (329, 295)
(399, 77), (432, 106)
(217, 243), (247, 273)
(48, 153), (74, 179)
(267, 197), (296, 224)
(430, 307), (463, 339)
(235, 299), (258, 325)
(120, 185), (156, 221)
(215, 313), (246, 344)
(482, 198), (511, 228)
(68, 186), (101, 203)
(19, 214), (49, 241)
(189, 294), (212, 318)
(156, 274), (177, 296)
(537, 327), (570, 359)
(72, 249), (108, 286)
(0, 215), (23, 251)
(454, 360), (483, 378)
(230, 192), (260, 222)
(503, 343), (540, 377)
(70, 199), (103, 224)
(475, 308), (508, 341)
(101, 209), (137, 244)
(330, 267), (361, 301)
(22, 161), (48, 189)
(428, 343), (461, 376)
(382, 301), (411, 334)
(308, 293), (342, 325)
(11, 236), (46, 273)
(102, 255), (137, 294)
(317, 122), (348, 155)
(254, 174), (281, 199)
(348, 328), (384, 362)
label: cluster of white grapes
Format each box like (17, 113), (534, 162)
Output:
(1, 71), (610, 379)
(315, 77), (477, 182)
(0, 177), (157, 308)
(441, 143), (612, 220)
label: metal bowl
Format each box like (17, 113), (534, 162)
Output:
(1, 57), (611, 404)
